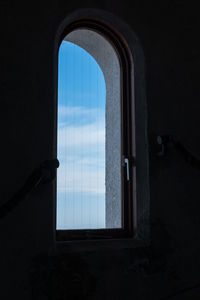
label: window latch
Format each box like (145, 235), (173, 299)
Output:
(123, 156), (136, 181)
(124, 157), (130, 181)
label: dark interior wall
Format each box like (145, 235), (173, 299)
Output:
(1, 1), (200, 299)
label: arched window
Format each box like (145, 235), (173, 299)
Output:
(55, 12), (149, 242)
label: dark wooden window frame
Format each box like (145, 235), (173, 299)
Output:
(56, 18), (136, 241)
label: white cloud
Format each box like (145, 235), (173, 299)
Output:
(57, 161), (105, 194)
(58, 105), (104, 117)
(58, 121), (105, 148)
(57, 105), (105, 195)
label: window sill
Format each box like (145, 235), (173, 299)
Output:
(54, 236), (149, 253)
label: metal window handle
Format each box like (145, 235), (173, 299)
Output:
(124, 158), (130, 181)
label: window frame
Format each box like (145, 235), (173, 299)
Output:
(56, 18), (137, 242)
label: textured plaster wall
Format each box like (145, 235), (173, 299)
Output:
(1, 1), (200, 300)
(65, 29), (121, 228)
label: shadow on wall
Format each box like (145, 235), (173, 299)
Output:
(29, 218), (175, 300)
(29, 252), (96, 300)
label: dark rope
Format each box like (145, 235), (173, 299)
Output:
(0, 159), (59, 219)
(157, 135), (200, 169)
(159, 281), (200, 300)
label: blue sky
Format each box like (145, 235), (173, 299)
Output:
(57, 41), (106, 229)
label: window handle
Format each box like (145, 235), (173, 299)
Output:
(124, 158), (130, 181)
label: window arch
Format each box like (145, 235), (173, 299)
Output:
(54, 10), (150, 242)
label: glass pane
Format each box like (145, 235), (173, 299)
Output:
(56, 29), (121, 229)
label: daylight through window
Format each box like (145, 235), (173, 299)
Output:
(56, 29), (122, 230)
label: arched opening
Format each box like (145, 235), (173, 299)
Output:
(54, 11), (150, 242)
(57, 28), (122, 230)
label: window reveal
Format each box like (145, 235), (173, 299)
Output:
(56, 21), (135, 240)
